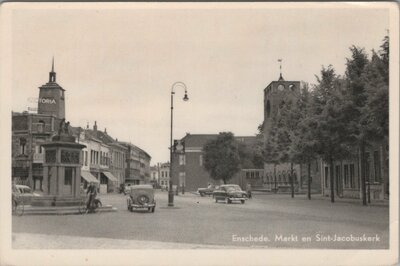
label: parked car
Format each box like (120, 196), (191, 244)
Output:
(198, 185), (219, 197)
(127, 184), (156, 212)
(213, 184), (248, 204)
(14, 185), (41, 205)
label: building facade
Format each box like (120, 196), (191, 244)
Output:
(262, 75), (388, 200)
(120, 142), (151, 185)
(320, 142), (389, 200)
(159, 162), (170, 189)
(12, 112), (60, 190)
(171, 134), (261, 192)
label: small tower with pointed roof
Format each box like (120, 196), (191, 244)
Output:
(38, 58), (66, 119)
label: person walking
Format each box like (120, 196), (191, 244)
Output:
(246, 183), (252, 199)
(86, 182), (97, 211)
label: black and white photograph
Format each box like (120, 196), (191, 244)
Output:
(0, 2), (398, 266)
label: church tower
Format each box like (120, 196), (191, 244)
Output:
(263, 60), (300, 142)
(38, 58), (66, 119)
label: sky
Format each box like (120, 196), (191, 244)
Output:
(9, 3), (389, 164)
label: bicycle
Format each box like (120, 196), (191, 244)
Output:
(12, 195), (24, 216)
(79, 196), (102, 214)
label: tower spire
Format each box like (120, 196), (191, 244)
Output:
(49, 57), (56, 83)
(278, 58), (284, 81)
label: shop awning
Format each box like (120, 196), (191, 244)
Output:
(102, 171), (118, 182)
(81, 171), (99, 183)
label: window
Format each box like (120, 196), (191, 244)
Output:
(349, 164), (355, 188)
(199, 155), (203, 166)
(335, 165), (341, 179)
(64, 168), (73, 185)
(246, 172), (250, 178)
(365, 152), (370, 181)
(38, 120), (45, 133)
(85, 151), (88, 166)
(373, 151), (381, 182)
(179, 155), (186, 165)
(19, 138), (27, 155)
(325, 167), (329, 188)
(161, 171), (164, 178)
(344, 165), (349, 188)
(266, 100), (271, 118)
(179, 172), (186, 186)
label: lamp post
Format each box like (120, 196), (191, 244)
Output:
(168, 81), (189, 207)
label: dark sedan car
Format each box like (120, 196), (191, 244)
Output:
(213, 184), (248, 204)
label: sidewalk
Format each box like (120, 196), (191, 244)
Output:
(12, 233), (239, 249)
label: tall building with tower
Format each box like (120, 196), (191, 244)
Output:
(12, 59), (65, 188)
(38, 58), (65, 119)
(262, 63), (322, 193)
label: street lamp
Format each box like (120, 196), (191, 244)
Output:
(168, 81), (189, 207)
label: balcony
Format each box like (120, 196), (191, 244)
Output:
(33, 153), (44, 163)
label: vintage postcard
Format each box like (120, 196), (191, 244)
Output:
(0, 2), (398, 266)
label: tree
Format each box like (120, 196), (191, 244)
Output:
(363, 35), (389, 140)
(262, 117), (280, 193)
(342, 46), (370, 205)
(288, 84), (318, 200)
(203, 132), (241, 184)
(275, 99), (297, 198)
(312, 65), (353, 203)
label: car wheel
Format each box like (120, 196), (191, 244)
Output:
(199, 192), (204, 197)
(241, 200), (245, 204)
(151, 207), (155, 213)
(215, 198), (218, 203)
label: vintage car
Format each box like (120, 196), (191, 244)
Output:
(14, 185), (42, 205)
(213, 184), (248, 204)
(197, 185), (219, 197)
(127, 184), (156, 212)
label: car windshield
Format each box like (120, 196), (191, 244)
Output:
(225, 186), (241, 192)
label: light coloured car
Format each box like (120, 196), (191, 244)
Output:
(14, 185), (41, 205)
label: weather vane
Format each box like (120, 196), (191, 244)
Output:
(278, 58), (283, 80)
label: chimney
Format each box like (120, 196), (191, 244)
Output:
(104, 128), (107, 134)
(93, 121), (97, 131)
(116, 138), (118, 142)
(86, 122), (89, 129)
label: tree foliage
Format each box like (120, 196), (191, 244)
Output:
(203, 132), (241, 184)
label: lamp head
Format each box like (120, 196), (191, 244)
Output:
(183, 91), (189, 101)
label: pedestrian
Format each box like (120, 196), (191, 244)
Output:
(86, 182), (97, 210)
(246, 183), (252, 199)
